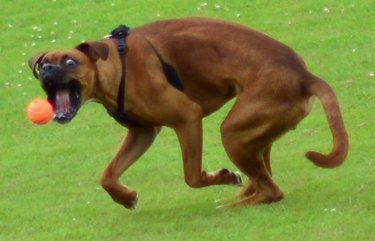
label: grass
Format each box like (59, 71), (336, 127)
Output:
(1, 0), (374, 240)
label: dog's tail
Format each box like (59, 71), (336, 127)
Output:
(305, 75), (349, 168)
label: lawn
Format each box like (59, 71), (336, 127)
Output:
(0, 0), (374, 240)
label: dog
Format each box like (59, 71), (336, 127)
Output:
(28, 17), (348, 209)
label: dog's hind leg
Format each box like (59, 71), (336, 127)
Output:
(220, 93), (306, 206)
(100, 126), (159, 209)
(263, 145), (272, 176)
(235, 145), (273, 199)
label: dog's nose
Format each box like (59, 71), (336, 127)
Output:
(39, 63), (65, 83)
(41, 63), (58, 72)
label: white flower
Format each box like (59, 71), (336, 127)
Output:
(323, 7), (331, 13)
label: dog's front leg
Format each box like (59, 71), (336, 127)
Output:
(174, 115), (241, 188)
(100, 126), (159, 209)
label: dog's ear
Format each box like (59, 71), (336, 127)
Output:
(76, 41), (109, 62)
(28, 52), (48, 78)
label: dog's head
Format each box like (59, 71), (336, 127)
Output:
(28, 41), (109, 123)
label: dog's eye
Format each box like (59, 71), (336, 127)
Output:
(65, 58), (77, 67)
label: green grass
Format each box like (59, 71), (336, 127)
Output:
(1, 0), (374, 240)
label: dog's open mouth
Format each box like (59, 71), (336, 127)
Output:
(43, 80), (81, 124)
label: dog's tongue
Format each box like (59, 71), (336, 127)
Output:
(54, 89), (71, 118)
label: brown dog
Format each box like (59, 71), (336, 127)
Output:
(28, 17), (348, 209)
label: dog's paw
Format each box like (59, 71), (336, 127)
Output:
(122, 192), (138, 210)
(216, 168), (243, 186)
(232, 172), (243, 186)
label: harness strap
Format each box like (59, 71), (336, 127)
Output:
(106, 25), (140, 127)
(146, 40), (184, 91)
(105, 25), (184, 127)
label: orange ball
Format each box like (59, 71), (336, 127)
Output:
(26, 98), (54, 125)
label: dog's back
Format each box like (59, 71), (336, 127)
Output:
(135, 17), (306, 75)
(133, 17), (309, 115)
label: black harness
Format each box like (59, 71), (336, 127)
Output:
(106, 25), (140, 127)
(106, 25), (183, 127)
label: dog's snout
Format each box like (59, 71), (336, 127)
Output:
(39, 63), (66, 83)
(41, 63), (55, 72)
(41, 63), (60, 73)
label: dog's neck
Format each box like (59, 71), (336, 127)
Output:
(91, 39), (122, 109)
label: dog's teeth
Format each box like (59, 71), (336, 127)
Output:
(56, 112), (64, 118)
(55, 89), (71, 116)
